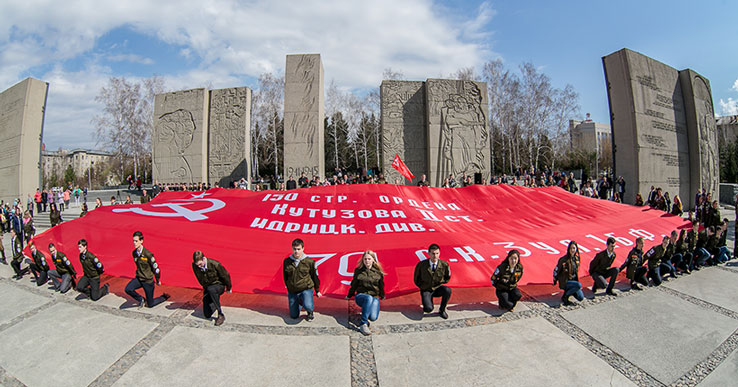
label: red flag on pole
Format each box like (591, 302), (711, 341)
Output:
(392, 154), (415, 181)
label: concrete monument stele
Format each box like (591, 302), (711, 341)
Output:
(0, 78), (48, 203)
(283, 54), (325, 181)
(603, 48), (719, 208)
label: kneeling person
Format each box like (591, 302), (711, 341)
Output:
(589, 237), (620, 296)
(413, 244), (452, 319)
(192, 251), (231, 326)
(124, 231), (170, 308)
(347, 250), (385, 335)
(48, 243), (76, 293)
(491, 250), (524, 311)
(283, 239), (321, 320)
(76, 239), (109, 300)
(9, 229), (28, 279)
(27, 241), (49, 286)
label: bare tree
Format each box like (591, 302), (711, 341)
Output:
(252, 72), (284, 179)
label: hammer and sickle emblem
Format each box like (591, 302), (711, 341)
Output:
(112, 193), (225, 221)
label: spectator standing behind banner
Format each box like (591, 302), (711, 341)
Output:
(49, 203), (62, 227)
(553, 241), (584, 306)
(413, 243), (452, 319)
(192, 251), (232, 326)
(491, 249), (524, 311)
(346, 250), (385, 336)
(282, 238), (321, 320)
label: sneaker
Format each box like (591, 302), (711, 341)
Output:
(359, 323), (371, 336)
(606, 289), (616, 296)
(306, 312), (314, 321)
(215, 314), (225, 326)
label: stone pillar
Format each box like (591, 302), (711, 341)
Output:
(153, 88), (209, 184)
(0, 78), (48, 203)
(425, 79), (490, 187)
(208, 87), (251, 188)
(283, 54), (324, 181)
(603, 49), (691, 205)
(380, 81), (426, 185)
(679, 70), (719, 204)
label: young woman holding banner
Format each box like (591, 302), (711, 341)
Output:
(346, 250), (385, 336)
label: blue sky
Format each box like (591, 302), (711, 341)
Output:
(1, 0), (736, 150)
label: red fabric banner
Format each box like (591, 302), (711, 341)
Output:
(392, 154), (415, 181)
(26, 185), (689, 298)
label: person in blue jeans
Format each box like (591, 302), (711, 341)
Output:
(554, 241), (584, 306)
(282, 238), (321, 320)
(346, 250), (385, 336)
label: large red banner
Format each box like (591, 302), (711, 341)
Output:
(26, 185), (689, 298)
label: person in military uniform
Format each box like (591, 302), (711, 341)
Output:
(620, 237), (649, 290)
(283, 238), (321, 320)
(140, 189), (150, 204)
(413, 243), (452, 319)
(553, 241), (584, 306)
(416, 174), (430, 187)
(27, 241), (49, 286)
(672, 229), (691, 274)
(491, 249), (524, 311)
(9, 229), (28, 279)
(124, 231), (170, 308)
(346, 250), (385, 335)
(644, 236), (673, 286)
(192, 251), (232, 326)
(75, 239), (109, 300)
(589, 237), (620, 296)
(80, 203), (88, 218)
(47, 243), (76, 293)
(0, 230), (6, 265)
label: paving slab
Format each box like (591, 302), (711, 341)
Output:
(373, 316), (634, 387)
(664, 267), (738, 313)
(698, 348), (738, 387)
(562, 290), (738, 384)
(0, 282), (50, 325)
(0, 302), (157, 387)
(113, 325), (351, 387)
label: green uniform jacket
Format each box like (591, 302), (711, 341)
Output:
(675, 233), (688, 255)
(491, 260), (523, 292)
(52, 251), (76, 276)
(621, 247), (644, 280)
(140, 195), (150, 204)
(11, 237), (23, 263)
(645, 244), (666, 269)
(347, 265), (385, 298)
(589, 250), (616, 276)
(133, 247), (160, 283)
(553, 254), (579, 290)
(706, 235), (719, 254)
(79, 250), (104, 278)
(282, 256), (320, 294)
(192, 258), (232, 291)
(719, 231), (727, 248)
(413, 259), (451, 292)
(31, 250), (49, 271)
(686, 230), (697, 251)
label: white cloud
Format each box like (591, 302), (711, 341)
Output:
(733, 78), (738, 92)
(720, 97), (738, 116)
(1, 0), (497, 149)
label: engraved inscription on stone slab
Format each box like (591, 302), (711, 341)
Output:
(153, 88), (209, 184)
(380, 81), (426, 184)
(0, 78), (47, 203)
(283, 54), (324, 180)
(208, 87), (251, 187)
(426, 79), (490, 187)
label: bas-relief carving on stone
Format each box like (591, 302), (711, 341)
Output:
(380, 81), (425, 184)
(157, 108), (196, 182)
(693, 76), (719, 196)
(284, 54), (324, 179)
(208, 87), (250, 186)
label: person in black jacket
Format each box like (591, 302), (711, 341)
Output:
(554, 241), (584, 306)
(413, 244), (452, 319)
(27, 241), (49, 286)
(346, 250), (385, 335)
(47, 243), (76, 293)
(192, 251), (232, 326)
(491, 250), (524, 311)
(75, 239), (109, 301)
(589, 237), (620, 296)
(620, 237), (649, 290)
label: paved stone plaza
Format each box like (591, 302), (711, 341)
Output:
(0, 207), (736, 386)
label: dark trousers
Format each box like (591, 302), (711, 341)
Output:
(648, 263), (674, 286)
(76, 275), (106, 301)
(631, 267), (649, 287)
(592, 267), (619, 292)
(10, 260), (28, 276)
(203, 284), (225, 318)
(36, 202), (41, 213)
(48, 270), (73, 293)
(28, 263), (48, 286)
(125, 278), (165, 307)
(495, 288), (521, 310)
(420, 285), (452, 313)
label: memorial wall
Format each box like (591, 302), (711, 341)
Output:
(603, 49), (718, 207)
(0, 78), (48, 203)
(380, 81), (426, 184)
